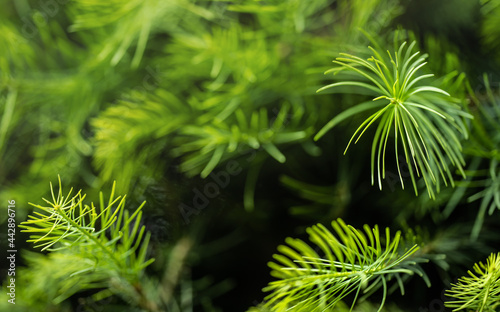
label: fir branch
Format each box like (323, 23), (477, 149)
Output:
(316, 37), (472, 198)
(68, 0), (196, 68)
(262, 219), (429, 312)
(92, 89), (190, 191)
(446, 252), (500, 312)
(19, 176), (155, 305)
(172, 104), (314, 178)
(444, 74), (500, 240)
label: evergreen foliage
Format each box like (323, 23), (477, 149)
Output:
(445, 252), (500, 311)
(1, 0), (500, 311)
(261, 219), (429, 311)
(18, 177), (155, 308)
(443, 74), (500, 240)
(316, 36), (471, 198)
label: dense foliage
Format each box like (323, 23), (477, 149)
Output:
(1, 0), (500, 311)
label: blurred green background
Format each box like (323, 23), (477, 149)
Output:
(1, 0), (500, 311)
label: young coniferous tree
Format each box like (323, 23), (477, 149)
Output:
(1, 0), (500, 311)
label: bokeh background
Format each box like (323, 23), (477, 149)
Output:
(1, 0), (500, 311)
